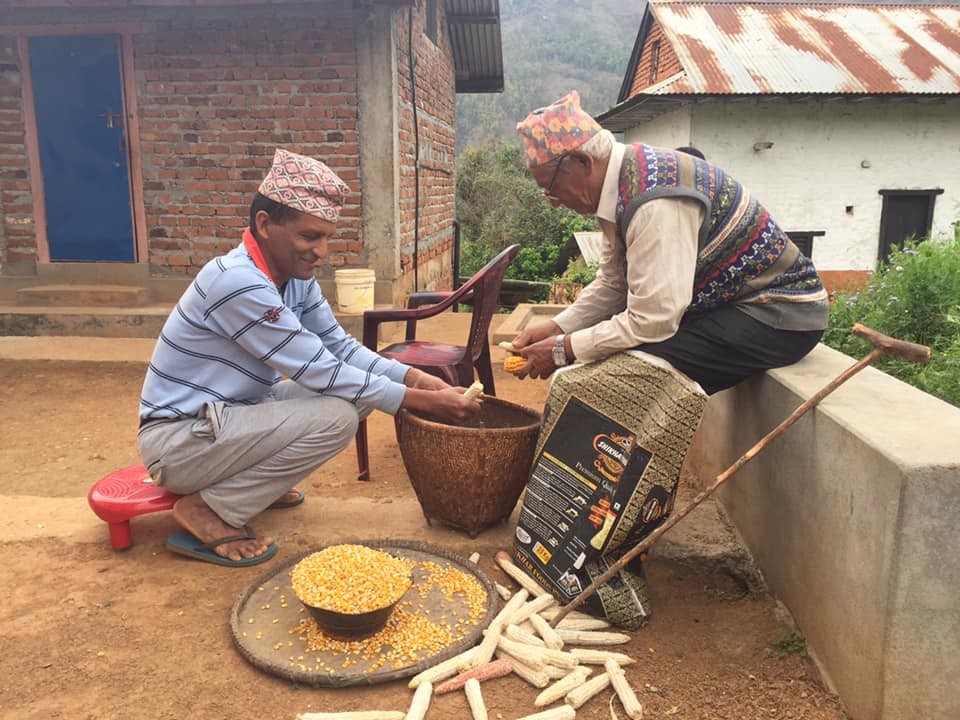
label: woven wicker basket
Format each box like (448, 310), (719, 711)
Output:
(397, 396), (542, 537)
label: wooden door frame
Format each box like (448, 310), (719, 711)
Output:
(12, 24), (148, 264)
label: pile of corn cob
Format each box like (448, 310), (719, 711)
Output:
(295, 550), (643, 720)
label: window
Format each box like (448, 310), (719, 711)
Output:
(785, 231), (824, 259)
(649, 40), (661, 85)
(877, 189), (943, 261)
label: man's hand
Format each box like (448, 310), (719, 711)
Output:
(402, 386), (481, 424)
(511, 320), (562, 350)
(516, 335), (562, 380)
(404, 367), (450, 391)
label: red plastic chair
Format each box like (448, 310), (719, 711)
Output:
(354, 243), (520, 480)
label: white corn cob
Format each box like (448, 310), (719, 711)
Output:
(505, 623), (546, 647)
(555, 616), (613, 631)
(408, 648), (476, 688)
(464, 678), (488, 720)
(569, 648), (636, 666)
(605, 658), (643, 720)
(464, 380), (484, 401)
(493, 589), (531, 628)
(555, 629), (631, 646)
(468, 552), (480, 564)
(543, 664), (572, 680)
(515, 706), (576, 720)
(472, 620), (505, 667)
(297, 713), (405, 720)
(539, 606), (609, 626)
(534, 666), (592, 707)
(498, 636), (578, 670)
(565, 671), (611, 709)
(495, 583), (513, 601)
(529, 613), (564, 650)
(496, 649), (551, 688)
(509, 593), (557, 625)
(404, 681), (433, 720)
(495, 551), (549, 597)
(495, 636), (547, 671)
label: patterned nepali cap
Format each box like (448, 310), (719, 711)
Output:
(516, 90), (602, 168)
(257, 148), (350, 223)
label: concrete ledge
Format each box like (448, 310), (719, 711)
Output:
(685, 344), (960, 720)
(492, 303), (568, 345)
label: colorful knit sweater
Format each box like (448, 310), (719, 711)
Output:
(618, 143), (827, 313)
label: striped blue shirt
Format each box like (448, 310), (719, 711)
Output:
(139, 244), (409, 423)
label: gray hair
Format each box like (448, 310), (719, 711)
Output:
(579, 129), (615, 161)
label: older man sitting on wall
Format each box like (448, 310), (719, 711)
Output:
(510, 91), (828, 393)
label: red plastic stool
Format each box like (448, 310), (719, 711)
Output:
(88, 465), (180, 550)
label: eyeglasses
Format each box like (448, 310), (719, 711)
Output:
(543, 153), (570, 201)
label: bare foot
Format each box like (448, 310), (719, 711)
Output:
(275, 487), (303, 505)
(172, 494), (274, 562)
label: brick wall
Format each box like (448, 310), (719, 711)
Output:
(0, 36), (33, 270)
(396, 0), (457, 295)
(629, 22), (683, 96)
(134, 7), (362, 278)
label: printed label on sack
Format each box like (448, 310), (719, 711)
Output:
(515, 397), (652, 600)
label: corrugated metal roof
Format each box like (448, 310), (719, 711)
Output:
(445, 0), (504, 93)
(645, 1), (960, 95)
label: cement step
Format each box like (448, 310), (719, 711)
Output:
(16, 284), (149, 307)
(0, 303), (369, 339)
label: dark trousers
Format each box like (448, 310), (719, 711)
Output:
(637, 306), (823, 395)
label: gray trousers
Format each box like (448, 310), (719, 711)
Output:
(138, 381), (374, 528)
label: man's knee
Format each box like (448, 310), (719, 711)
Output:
(305, 397), (359, 448)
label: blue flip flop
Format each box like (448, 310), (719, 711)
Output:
(267, 489), (305, 510)
(166, 529), (278, 568)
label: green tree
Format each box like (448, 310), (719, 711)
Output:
(455, 140), (597, 283)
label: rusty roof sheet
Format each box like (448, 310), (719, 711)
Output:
(646, 1), (960, 95)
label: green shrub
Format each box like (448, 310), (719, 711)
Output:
(557, 256), (600, 285)
(455, 140), (598, 283)
(824, 231), (960, 407)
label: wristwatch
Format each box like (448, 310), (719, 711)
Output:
(552, 334), (569, 367)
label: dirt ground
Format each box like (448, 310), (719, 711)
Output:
(0, 320), (849, 720)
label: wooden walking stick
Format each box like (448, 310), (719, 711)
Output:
(549, 323), (931, 627)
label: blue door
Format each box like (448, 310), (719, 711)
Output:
(29, 35), (134, 262)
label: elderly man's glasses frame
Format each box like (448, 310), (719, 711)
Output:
(543, 153), (570, 201)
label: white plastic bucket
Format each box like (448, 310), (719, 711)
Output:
(334, 268), (376, 313)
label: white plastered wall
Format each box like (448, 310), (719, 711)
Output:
(624, 97), (960, 271)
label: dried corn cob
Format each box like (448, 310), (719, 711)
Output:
(496, 649), (551, 688)
(464, 381), (484, 401)
(505, 623), (546, 647)
(515, 706), (576, 720)
(495, 551), (549, 597)
(534, 666), (592, 707)
(605, 658), (643, 719)
(434, 658), (512, 695)
(297, 713), (405, 720)
(404, 681), (433, 720)
(408, 648), (476, 688)
(509, 593), (557, 626)
(565, 671), (611, 709)
(568, 648), (636, 666)
(555, 628), (631, 646)
(464, 678), (488, 720)
(528, 613), (564, 650)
